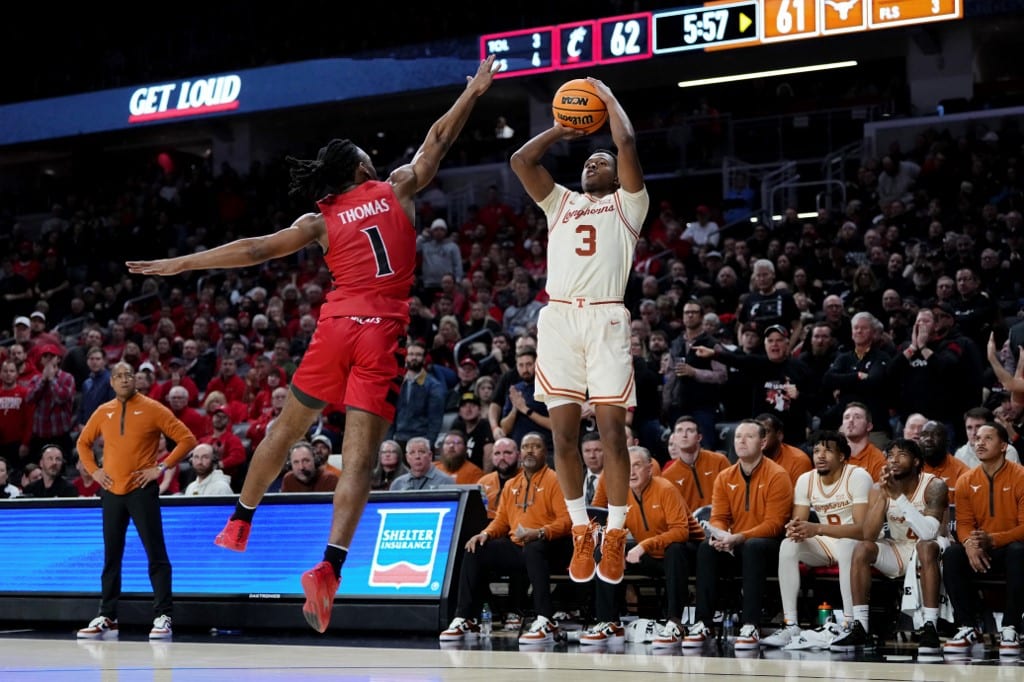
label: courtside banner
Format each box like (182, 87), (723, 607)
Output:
(0, 57), (476, 146)
(0, 493), (461, 599)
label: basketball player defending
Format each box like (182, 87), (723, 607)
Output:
(510, 78), (648, 586)
(127, 55), (496, 633)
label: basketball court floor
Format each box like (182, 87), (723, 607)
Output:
(1, 624), (1020, 681)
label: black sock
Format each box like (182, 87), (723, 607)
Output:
(323, 545), (347, 578)
(231, 502), (255, 523)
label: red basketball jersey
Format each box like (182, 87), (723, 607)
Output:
(317, 180), (416, 321)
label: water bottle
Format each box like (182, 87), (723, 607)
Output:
(817, 601), (832, 626)
(723, 612), (734, 641)
(480, 602), (492, 637)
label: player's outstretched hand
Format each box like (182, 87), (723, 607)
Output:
(126, 259), (185, 276)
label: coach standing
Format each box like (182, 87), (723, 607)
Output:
(75, 361), (197, 640)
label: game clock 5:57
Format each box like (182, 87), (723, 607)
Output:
(653, 1), (758, 54)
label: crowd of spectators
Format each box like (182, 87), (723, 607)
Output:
(2, 110), (1024, 502)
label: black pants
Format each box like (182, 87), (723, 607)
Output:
(695, 537), (781, 627)
(455, 536), (571, 621)
(99, 483), (173, 620)
(943, 541), (1024, 630)
(593, 541), (694, 622)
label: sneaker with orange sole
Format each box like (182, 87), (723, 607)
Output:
(568, 521), (599, 582)
(301, 561), (340, 633)
(596, 527), (627, 584)
(214, 518), (251, 552)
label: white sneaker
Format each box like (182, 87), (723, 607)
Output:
(783, 622), (843, 651)
(77, 616), (118, 640)
(149, 615), (172, 639)
(579, 621), (624, 646)
(651, 621), (683, 649)
(518, 615), (562, 645)
(682, 620), (711, 648)
(943, 625), (981, 655)
(999, 626), (1020, 656)
(734, 624), (760, 650)
(439, 617), (479, 641)
(760, 622), (801, 648)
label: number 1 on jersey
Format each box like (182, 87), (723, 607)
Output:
(362, 226), (394, 277)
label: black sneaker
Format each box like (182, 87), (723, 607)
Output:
(917, 621), (940, 654)
(830, 621), (869, 652)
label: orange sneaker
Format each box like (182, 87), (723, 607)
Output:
(301, 561), (340, 633)
(214, 518), (251, 552)
(596, 527), (627, 584)
(568, 521), (599, 582)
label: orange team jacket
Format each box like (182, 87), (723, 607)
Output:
(435, 459), (484, 485)
(770, 443), (813, 486)
(627, 476), (704, 558)
(590, 458), (663, 509)
(483, 463), (571, 546)
(477, 470), (508, 519)
(662, 449), (731, 512)
(954, 460), (1024, 548)
(924, 453), (970, 504)
(78, 392), (197, 495)
(849, 442), (887, 482)
(710, 456), (794, 538)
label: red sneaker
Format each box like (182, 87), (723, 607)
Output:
(301, 561), (340, 633)
(214, 518), (251, 552)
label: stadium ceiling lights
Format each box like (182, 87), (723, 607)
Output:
(677, 60), (858, 89)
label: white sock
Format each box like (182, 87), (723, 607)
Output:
(566, 496), (589, 527)
(328, 543), (348, 552)
(923, 607), (939, 625)
(606, 504), (627, 530)
(852, 605), (870, 632)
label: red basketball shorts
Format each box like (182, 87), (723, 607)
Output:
(291, 316), (405, 421)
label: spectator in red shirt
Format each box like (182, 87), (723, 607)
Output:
(206, 356), (246, 404)
(199, 406), (247, 483)
(150, 357), (200, 407)
(247, 386), (288, 451)
(166, 386), (209, 440)
(0, 359), (32, 468)
(202, 390), (248, 429)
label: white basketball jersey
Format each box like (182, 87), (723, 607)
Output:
(795, 464), (873, 526)
(536, 184), (649, 300)
(886, 472), (937, 543)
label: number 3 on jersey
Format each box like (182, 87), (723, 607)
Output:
(362, 226), (394, 277)
(575, 224), (596, 256)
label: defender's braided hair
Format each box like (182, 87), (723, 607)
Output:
(285, 138), (362, 201)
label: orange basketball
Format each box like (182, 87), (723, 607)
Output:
(552, 79), (607, 135)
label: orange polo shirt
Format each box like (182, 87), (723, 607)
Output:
(954, 460), (1024, 548)
(710, 456), (793, 538)
(662, 449), (731, 511)
(850, 442), (887, 482)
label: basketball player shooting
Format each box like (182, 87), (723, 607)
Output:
(509, 77), (649, 586)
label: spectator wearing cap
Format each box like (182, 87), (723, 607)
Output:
(25, 343), (76, 459)
(11, 316), (32, 349)
(682, 204), (720, 248)
(416, 217), (463, 304)
(445, 357), (481, 412)
(149, 357), (200, 408)
(309, 434), (340, 477)
(450, 391), (494, 471)
(694, 324), (814, 448)
(197, 406), (247, 483)
(75, 346), (115, 433)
